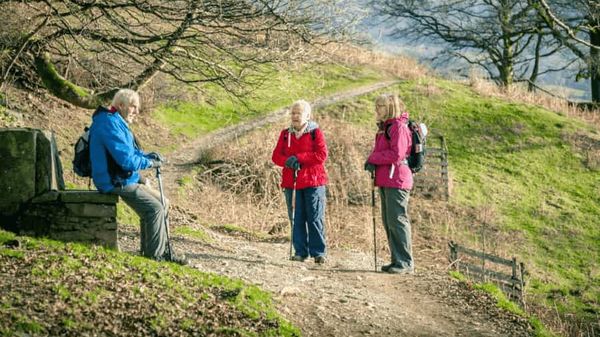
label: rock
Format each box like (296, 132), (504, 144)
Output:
(280, 286), (300, 296)
(0, 129), (37, 215)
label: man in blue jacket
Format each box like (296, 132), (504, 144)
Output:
(89, 89), (186, 265)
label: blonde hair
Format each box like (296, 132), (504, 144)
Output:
(291, 99), (312, 119)
(111, 89), (140, 110)
(375, 94), (406, 121)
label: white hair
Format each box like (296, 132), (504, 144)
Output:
(291, 99), (312, 121)
(111, 89), (140, 109)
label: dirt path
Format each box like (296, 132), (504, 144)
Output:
(130, 81), (534, 336)
(118, 229), (532, 337)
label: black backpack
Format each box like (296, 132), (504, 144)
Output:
(385, 120), (428, 173)
(73, 126), (92, 177)
(72, 106), (129, 179)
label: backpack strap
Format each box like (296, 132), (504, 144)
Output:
(384, 122), (408, 165)
(283, 128), (317, 147)
(384, 123), (392, 140)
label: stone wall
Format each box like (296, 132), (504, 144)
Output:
(0, 128), (119, 249)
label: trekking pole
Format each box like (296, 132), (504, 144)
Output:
(156, 166), (173, 257)
(289, 169), (298, 259)
(371, 171), (378, 272)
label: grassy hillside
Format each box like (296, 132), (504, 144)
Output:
(320, 78), (600, 328)
(0, 230), (299, 336)
(153, 64), (387, 141)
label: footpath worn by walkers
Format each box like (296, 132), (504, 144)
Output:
(118, 227), (533, 337)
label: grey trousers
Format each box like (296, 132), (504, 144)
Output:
(379, 188), (414, 269)
(111, 183), (167, 259)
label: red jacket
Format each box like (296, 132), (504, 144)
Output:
(367, 113), (413, 189)
(272, 123), (328, 190)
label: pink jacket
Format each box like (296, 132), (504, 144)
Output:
(367, 113), (413, 190)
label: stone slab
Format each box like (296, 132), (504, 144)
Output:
(0, 128), (37, 215)
(65, 203), (116, 218)
(60, 190), (118, 204)
(31, 191), (60, 203)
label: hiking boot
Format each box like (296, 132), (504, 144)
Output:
(381, 263), (394, 272)
(290, 255), (307, 262)
(314, 256), (327, 264)
(167, 253), (189, 266)
(155, 252), (189, 265)
(386, 266), (414, 275)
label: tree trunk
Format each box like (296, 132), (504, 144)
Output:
(529, 28), (543, 92)
(590, 24), (600, 103)
(34, 53), (104, 109)
(499, 3), (514, 88)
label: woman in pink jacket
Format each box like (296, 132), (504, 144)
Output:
(272, 100), (328, 264)
(365, 94), (414, 274)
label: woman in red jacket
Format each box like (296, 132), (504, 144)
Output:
(365, 94), (414, 274)
(272, 100), (328, 264)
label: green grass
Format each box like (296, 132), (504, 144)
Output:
(116, 202), (140, 228)
(449, 271), (554, 336)
(173, 225), (212, 243)
(474, 282), (555, 337)
(0, 230), (299, 336)
(154, 63), (386, 140)
(322, 78), (600, 325)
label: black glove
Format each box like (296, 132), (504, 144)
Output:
(285, 156), (301, 170)
(150, 159), (162, 168)
(364, 161), (376, 173)
(147, 152), (164, 162)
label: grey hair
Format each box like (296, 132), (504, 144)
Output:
(291, 99), (312, 119)
(111, 89), (140, 109)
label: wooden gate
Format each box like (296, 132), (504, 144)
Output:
(413, 132), (449, 200)
(448, 241), (526, 306)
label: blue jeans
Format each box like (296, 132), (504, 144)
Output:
(379, 188), (413, 269)
(284, 186), (327, 258)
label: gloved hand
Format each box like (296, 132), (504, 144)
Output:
(150, 159), (162, 168)
(285, 156), (301, 170)
(364, 161), (376, 173)
(147, 151), (164, 162)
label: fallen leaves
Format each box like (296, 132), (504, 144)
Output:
(0, 235), (297, 336)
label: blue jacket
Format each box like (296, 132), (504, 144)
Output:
(89, 107), (152, 192)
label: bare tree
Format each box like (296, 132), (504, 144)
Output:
(371, 0), (567, 89)
(529, 0), (600, 103)
(0, 0), (362, 108)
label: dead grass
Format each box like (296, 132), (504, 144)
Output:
(562, 131), (600, 171)
(323, 43), (428, 81)
(468, 75), (600, 130)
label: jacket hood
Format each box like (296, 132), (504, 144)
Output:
(288, 120), (319, 134)
(92, 106), (126, 125)
(387, 112), (409, 124)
